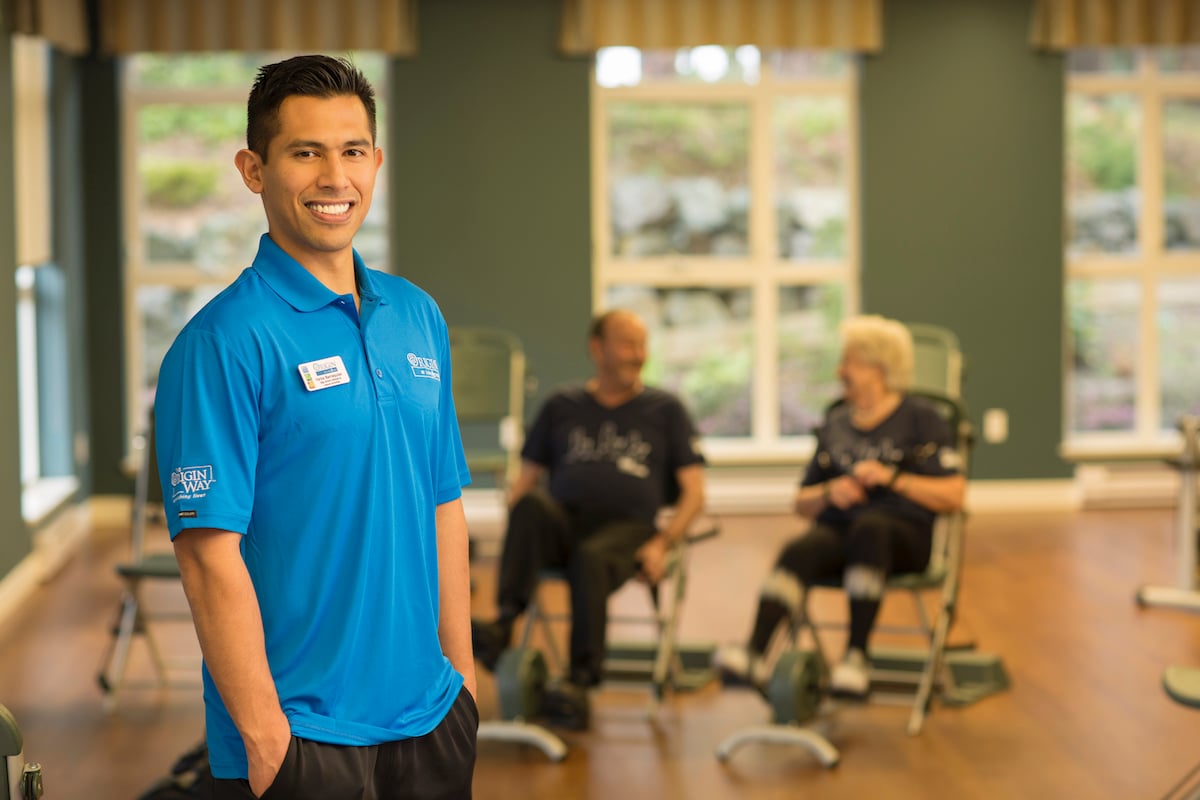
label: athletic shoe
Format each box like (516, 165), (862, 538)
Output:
(712, 644), (771, 690)
(830, 648), (870, 698)
(470, 618), (510, 673)
(539, 681), (591, 731)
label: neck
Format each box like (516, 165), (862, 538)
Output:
(587, 377), (642, 408)
(850, 389), (902, 427)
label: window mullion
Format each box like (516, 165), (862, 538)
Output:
(1140, 76), (1164, 436)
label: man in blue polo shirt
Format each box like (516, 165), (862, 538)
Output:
(154, 55), (476, 799)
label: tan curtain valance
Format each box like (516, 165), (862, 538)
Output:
(5, 0), (90, 55)
(1031, 0), (1200, 49)
(559, 0), (882, 54)
(98, 0), (418, 55)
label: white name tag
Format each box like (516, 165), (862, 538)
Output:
(298, 355), (351, 392)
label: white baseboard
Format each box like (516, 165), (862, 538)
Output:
(463, 474), (1087, 527)
(0, 501), (92, 629)
(966, 480), (1080, 513)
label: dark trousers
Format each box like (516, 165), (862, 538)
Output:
(210, 687), (478, 800)
(496, 490), (656, 686)
(749, 509), (932, 654)
(775, 510), (932, 585)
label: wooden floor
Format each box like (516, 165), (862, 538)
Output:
(2, 506), (1199, 799)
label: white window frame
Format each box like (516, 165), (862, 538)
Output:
(1064, 54), (1200, 459)
(590, 52), (859, 464)
(14, 36), (79, 522)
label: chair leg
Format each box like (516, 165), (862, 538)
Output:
(908, 601), (953, 735)
(102, 592), (140, 712)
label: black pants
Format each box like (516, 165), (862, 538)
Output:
(496, 490), (656, 686)
(210, 687), (478, 800)
(748, 509), (932, 654)
(775, 510), (932, 585)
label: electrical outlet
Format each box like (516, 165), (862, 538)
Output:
(983, 408), (1008, 444)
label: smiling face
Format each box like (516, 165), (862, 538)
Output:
(837, 346), (887, 406)
(235, 93), (383, 271)
(589, 311), (648, 394)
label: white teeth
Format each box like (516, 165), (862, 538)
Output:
(310, 202), (350, 215)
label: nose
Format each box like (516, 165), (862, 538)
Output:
(317, 155), (349, 188)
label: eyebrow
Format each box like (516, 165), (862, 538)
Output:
(283, 139), (374, 151)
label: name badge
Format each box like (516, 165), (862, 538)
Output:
(298, 355), (351, 392)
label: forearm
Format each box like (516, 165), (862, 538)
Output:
(504, 461), (543, 510)
(893, 472), (966, 514)
(794, 483), (830, 519)
(661, 465), (706, 543)
(174, 531), (285, 750)
(436, 500), (477, 698)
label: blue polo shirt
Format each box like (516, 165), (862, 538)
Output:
(154, 234), (470, 780)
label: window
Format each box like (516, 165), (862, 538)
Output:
(592, 47), (857, 460)
(14, 36), (77, 521)
(1066, 48), (1200, 449)
(122, 52), (390, 435)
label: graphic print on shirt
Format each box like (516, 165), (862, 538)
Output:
(170, 464), (216, 503)
(565, 422), (652, 478)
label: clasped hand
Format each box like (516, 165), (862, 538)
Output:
(826, 460), (896, 509)
(635, 534), (670, 584)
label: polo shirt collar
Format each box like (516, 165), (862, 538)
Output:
(251, 233), (384, 312)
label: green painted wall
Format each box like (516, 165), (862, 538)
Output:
(861, 0), (1067, 479)
(389, 0), (594, 403)
(80, 56), (129, 494)
(75, 0), (1070, 489)
(0, 34), (31, 573)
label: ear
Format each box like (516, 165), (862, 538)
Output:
(234, 149), (265, 194)
(374, 146), (384, 172)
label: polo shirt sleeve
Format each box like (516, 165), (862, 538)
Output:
(154, 328), (260, 539)
(435, 324), (471, 504)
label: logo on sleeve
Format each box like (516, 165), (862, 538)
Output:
(171, 465), (215, 503)
(407, 353), (441, 381)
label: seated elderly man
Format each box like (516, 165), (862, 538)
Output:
(714, 315), (965, 697)
(472, 309), (706, 726)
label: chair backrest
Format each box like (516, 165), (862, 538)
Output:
(906, 322), (964, 399)
(908, 389), (972, 578)
(448, 327), (527, 486)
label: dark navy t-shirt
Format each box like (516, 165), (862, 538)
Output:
(802, 394), (961, 529)
(522, 385), (705, 526)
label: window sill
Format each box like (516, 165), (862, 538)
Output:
(1059, 434), (1181, 463)
(22, 476), (80, 526)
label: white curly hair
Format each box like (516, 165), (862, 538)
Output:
(839, 315), (914, 393)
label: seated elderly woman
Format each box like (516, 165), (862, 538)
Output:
(714, 315), (966, 697)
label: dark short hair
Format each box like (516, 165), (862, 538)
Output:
(246, 54), (377, 162)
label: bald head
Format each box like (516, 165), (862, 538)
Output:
(587, 309), (648, 400)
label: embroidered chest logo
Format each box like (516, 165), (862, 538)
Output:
(171, 465), (215, 503)
(408, 353), (441, 381)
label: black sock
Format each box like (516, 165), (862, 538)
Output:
(847, 598), (881, 654)
(748, 598), (791, 654)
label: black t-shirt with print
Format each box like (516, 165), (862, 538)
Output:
(802, 394), (961, 530)
(521, 385), (705, 526)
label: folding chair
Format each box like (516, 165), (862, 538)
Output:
(478, 510), (720, 761)
(717, 323), (1004, 764)
(96, 411), (198, 711)
(448, 327), (526, 491)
